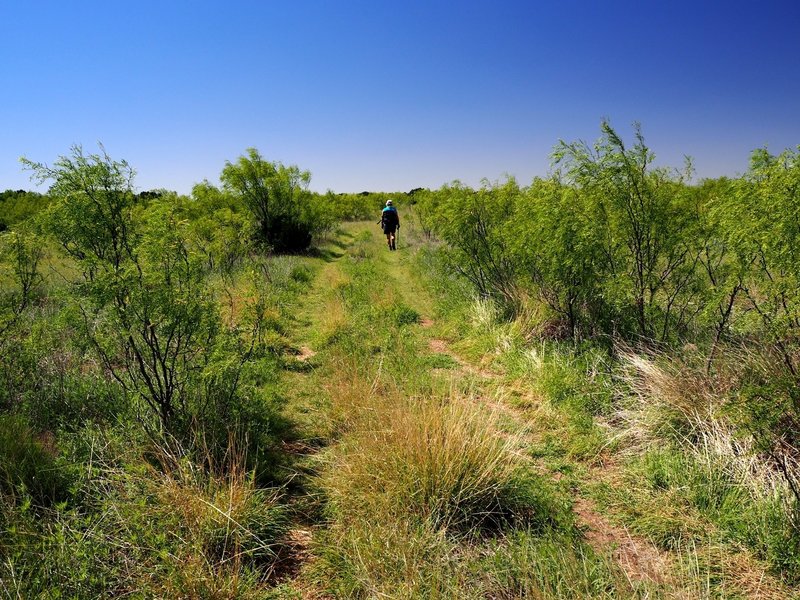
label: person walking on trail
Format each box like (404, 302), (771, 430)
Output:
(380, 199), (400, 251)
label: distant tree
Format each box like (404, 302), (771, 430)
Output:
(220, 148), (315, 252)
(136, 189), (166, 201)
(0, 228), (43, 336)
(0, 189), (51, 229)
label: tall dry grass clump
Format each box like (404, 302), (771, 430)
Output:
(327, 390), (541, 531)
(617, 348), (793, 499)
(314, 354), (560, 596)
(155, 443), (286, 553)
(120, 438), (290, 596)
(618, 350), (728, 447)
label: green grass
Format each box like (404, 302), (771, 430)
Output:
(0, 414), (70, 505)
(479, 529), (635, 599)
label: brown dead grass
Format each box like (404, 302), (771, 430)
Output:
(429, 338), (449, 353)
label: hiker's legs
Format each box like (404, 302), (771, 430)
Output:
(384, 228), (397, 250)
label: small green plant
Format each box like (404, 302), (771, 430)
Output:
(425, 352), (460, 370)
(289, 263), (313, 284)
(391, 302), (420, 326)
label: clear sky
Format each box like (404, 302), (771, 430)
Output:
(2, 0), (799, 194)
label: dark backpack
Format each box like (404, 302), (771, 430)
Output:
(382, 207), (398, 227)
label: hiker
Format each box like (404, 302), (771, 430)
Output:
(379, 199), (400, 250)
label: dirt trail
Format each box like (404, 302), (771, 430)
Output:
(573, 498), (673, 587)
(296, 346), (316, 362)
(428, 338), (495, 379)
(271, 246), (352, 596)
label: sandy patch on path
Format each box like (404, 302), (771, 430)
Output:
(573, 497), (672, 587)
(297, 346), (316, 361)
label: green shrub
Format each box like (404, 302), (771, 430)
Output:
(0, 189), (51, 228)
(289, 263), (313, 284)
(220, 148), (323, 252)
(424, 352), (460, 370)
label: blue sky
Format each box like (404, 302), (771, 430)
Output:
(2, 0), (799, 194)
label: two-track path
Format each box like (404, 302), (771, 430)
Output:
(273, 221), (789, 598)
